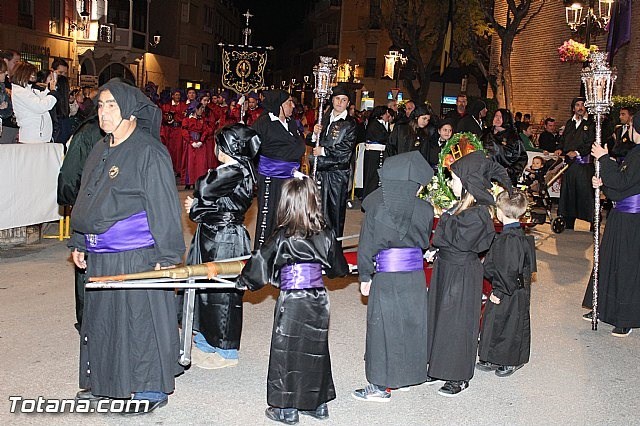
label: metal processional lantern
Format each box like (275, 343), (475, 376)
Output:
(581, 51), (617, 331)
(312, 56), (338, 179)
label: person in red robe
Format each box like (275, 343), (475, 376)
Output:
(244, 92), (264, 127)
(160, 89), (186, 175)
(198, 93), (218, 170)
(181, 102), (211, 189)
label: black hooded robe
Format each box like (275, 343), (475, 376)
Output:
(358, 187), (434, 388)
(69, 127), (185, 398)
(582, 144), (640, 328)
(252, 114), (306, 248)
(186, 161), (254, 350)
(427, 206), (495, 382)
(237, 228), (348, 411)
(479, 226), (536, 367)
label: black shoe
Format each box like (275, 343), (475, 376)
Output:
(300, 403), (328, 420)
(612, 327), (632, 337)
(495, 364), (524, 377)
(75, 389), (108, 402)
(476, 360), (500, 372)
(265, 407), (299, 425)
(582, 311), (596, 322)
(120, 398), (168, 416)
(437, 380), (469, 397)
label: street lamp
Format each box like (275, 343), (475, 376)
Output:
(384, 47), (408, 99)
(149, 31), (162, 48)
(581, 50), (616, 331)
(565, 0), (614, 47)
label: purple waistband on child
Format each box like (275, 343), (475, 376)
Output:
(280, 263), (324, 291)
(375, 247), (424, 273)
(614, 193), (640, 214)
(85, 211), (155, 253)
(258, 155), (300, 179)
(573, 154), (592, 164)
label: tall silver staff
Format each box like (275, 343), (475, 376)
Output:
(312, 56), (337, 180)
(581, 51), (617, 331)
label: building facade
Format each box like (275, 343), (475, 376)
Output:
(490, 0), (639, 124)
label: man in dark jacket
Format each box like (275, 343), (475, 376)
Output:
(308, 84), (358, 237)
(456, 99), (487, 137)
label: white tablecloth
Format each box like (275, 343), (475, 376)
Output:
(0, 143), (63, 230)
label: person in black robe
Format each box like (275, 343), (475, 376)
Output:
(386, 104), (433, 157)
(57, 113), (103, 331)
(427, 151), (511, 397)
(424, 118), (455, 170)
(555, 97), (596, 230)
(477, 189), (536, 376)
(582, 114), (640, 337)
(482, 108), (528, 185)
(237, 177), (348, 424)
(456, 99), (487, 137)
(606, 106), (635, 163)
(252, 90), (306, 249)
(361, 105), (391, 200)
(184, 124), (260, 368)
(69, 80), (185, 414)
(308, 84), (358, 237)
(353, 152), (434, 402)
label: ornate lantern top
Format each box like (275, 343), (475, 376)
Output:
(581, 51), (617, 115)
(313, 56), (338, 101)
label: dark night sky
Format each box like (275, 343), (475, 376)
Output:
(234, 0), (313, 47)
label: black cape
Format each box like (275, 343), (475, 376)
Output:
(307, 112), (358, 237)
(482, 128), (528, 185)
(427, 206), (495, 382)
(558, 117), (596, 222)
(237, 228), (348, 411)
(479, 225), (536, 366)
(358, 188), (433, 388)
(69, 126), (185, 398)
(186, 161), (254, 349)
(252, 113), (306, 248)
(583, 144), (640, 327)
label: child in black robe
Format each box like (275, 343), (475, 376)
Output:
(477, 189), (536, 377)
(427, 151), (512, 397)
(237, 176), (348, 425)
(184, 124), (260, 369)
(353, 151), (434, 402)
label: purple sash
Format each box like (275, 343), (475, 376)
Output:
(85, 211), (155, 253)
(258, 155), (299, 179)
(614, 194), (640, 214)
(280, 263), (324, 291)
(375, 247), (424, 273)
(573, 154), (592, 164)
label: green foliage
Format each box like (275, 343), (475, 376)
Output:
(610, 95), (640, 125)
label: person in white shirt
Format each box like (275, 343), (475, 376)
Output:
(11, 62), (57, 143)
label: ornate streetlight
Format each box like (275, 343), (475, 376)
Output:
(581, 51), (616, 331)
(311, 56), (337, 179)
(565, 0), (614, 47)
(384, 48), (408, 99)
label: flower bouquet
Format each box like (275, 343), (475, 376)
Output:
(558, 39), (599, 63)
(420, 132), (484, 215)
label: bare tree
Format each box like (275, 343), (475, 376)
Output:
(382, 0), (449, 103)
(478, 0), (545, 109)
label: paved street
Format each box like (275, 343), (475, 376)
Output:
(1, 191), (639, 425)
